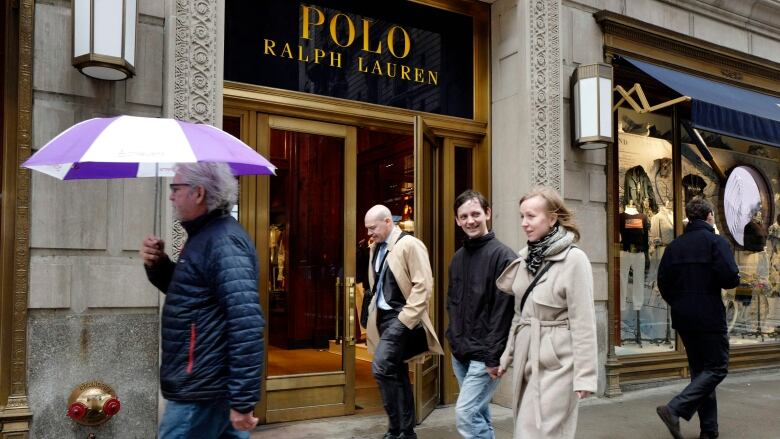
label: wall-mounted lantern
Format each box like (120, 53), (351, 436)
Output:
(572, 63), (613, 149)
(72, 0), (137, 80)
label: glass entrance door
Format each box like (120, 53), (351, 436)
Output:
(262, 116), (358, 423)
(224, 107), (450, 425)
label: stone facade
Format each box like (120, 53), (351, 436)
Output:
(19, 0), (780, 436)
(26, 0), (166, 437)
(489, 0), (780, 405)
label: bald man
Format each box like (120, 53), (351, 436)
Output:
(364, 205), (443, 439)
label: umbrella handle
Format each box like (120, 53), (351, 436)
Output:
(153, 164), (161, 238)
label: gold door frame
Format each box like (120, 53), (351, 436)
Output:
(261, 116), (357, 423)
(223, 0), (490, 422)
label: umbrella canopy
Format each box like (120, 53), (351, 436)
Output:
(22, 115), (276, 179)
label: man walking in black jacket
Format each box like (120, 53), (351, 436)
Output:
(656, 197), (740, 439)
(446, 190), (516, 439)
(140, 163), (264, 438)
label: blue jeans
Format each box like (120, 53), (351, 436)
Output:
(159, 399), (250, 439)
(451, 355), (500, 439)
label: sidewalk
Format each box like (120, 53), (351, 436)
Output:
(252, 369), (780, 438)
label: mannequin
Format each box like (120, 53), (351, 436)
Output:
(619, 199), (650, 345)
(647, 200), (674, 342)
(768, 214), (780, 292)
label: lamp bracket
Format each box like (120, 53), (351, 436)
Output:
(613, 83), (690, 114)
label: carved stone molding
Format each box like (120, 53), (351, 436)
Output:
(172, 0), (220, 253)
(6, 0), (34, 413)
(529, 0), (563, 191)
(596, 11), (780, 94)
(174, 0), (219, 125)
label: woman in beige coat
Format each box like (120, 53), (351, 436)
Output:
(496, 187), (598, 439)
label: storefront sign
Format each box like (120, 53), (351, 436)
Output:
(225, 1), (474, 118)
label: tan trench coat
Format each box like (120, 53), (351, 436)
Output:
(497, 245), (597, 439)
(366, 226), (443, 362)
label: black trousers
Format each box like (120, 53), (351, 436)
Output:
(373, 308), (415, 435)
(668, 331), (729, 433)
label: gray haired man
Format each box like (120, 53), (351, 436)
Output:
(140, 162), (265, 438)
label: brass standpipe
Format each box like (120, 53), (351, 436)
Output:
(66, 381), (121, 426)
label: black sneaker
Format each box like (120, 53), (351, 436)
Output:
(382, 433), (400, 439)
(656, 405), (683, 439)
(700, 432), (719, 439)
(398, 433), (417, 439)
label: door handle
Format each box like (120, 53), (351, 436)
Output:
(335, 277), (343, 343)
(346, 276), (356, 346)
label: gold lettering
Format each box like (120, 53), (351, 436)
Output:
(427, 70), (438, 85)
(329, 13), (356, 47)
(386, 63), (397, 78)
(357, 56), (368, 73)
(301, 5), (325, 40)
(297, 46), (309, 62)
(400, 65), (411, 80)
(371, 60), (383, 75)
(330, 52), (342, 68)
(414, 67), (424, 83)
(361, 19), (382, 54)
(387, 26), (411, 59)
(280, 43), (293, 59)
(314, 48), (326, 64)
(264, 39), (276, 56)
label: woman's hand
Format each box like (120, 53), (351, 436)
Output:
(575, 390), (592, 399)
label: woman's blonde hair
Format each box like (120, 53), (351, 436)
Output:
(519, 186), (581, 242)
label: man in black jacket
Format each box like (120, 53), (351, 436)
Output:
(140, 163), (264, 439)
(656, 197), (740, 439)
(446, 190), (516, 439)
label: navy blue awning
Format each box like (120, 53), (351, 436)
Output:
(622, 57), (780, 148)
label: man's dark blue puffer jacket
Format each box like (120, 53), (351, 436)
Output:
(146, 209), (265, 413)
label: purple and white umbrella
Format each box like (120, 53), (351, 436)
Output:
(22, 115), (276, 179)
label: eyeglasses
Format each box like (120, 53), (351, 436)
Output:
(169, 183), (191, 194)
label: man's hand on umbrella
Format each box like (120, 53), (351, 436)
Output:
(140, 235), (167, 266)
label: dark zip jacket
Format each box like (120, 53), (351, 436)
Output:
(446, 232), (516, 367)
(658, 219), (740, 333)
(145, 209), (265, 413)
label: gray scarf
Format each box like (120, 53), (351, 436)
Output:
(525, 226), (576, 274)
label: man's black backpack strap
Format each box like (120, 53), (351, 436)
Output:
(519, 261), (555, 313)
(359, 232), (409, 328)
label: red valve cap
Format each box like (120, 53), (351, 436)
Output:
(67, 402), (87, 420)
(103, 398), (121, 416)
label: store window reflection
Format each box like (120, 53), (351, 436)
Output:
(616, 107), (676, 355)
(680, 131), (779, 345)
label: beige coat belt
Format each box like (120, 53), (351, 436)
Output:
(511, 317), (570, 429)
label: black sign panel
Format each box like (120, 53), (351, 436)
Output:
(225, 0), (474, 119)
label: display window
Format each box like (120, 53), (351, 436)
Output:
(613, 63), (780, 357)
(615, 107), (677, 355)
(680, 132), (779, 344)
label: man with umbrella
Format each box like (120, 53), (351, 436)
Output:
(140, 162), (265, 438)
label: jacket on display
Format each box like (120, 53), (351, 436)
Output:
(623, 165), (658, 215)
(619, 211), (650, 252)
(657, 220), (740, 333)
(446, 232), (516, 367)
(146, 209), (265, 413)
(365, 226), (443, 362)
(649, 206), (675, 247)
(497, 243), (598, 439)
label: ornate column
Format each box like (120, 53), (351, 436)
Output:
(173, 0), (221, 125)
(529, 0), (563, 190)
(170, 0), (223, 255)
(1, 0), (34, 436)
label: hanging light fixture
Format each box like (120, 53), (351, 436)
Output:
(72, 0), (137, 81)
(572, 63), (613, 149)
